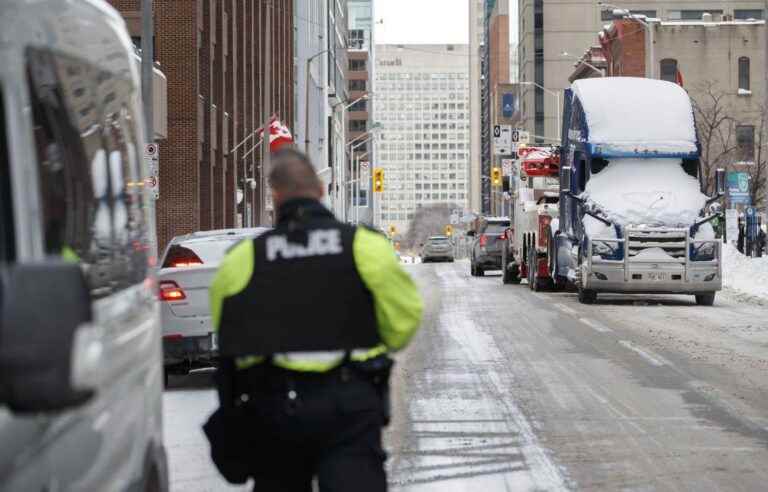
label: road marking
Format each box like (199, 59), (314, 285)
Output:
(618, 340), (668, 367)
(553, 303), (578, 316)
(579, 317), (613, 333)
(531, 292), (548, 301)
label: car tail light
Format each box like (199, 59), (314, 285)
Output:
(163, 334), (184, 342)
(499, 231), (507, 240)
(170, 260), (204, 268)
(479, 234), (488, 247)
(159, 281), (186, 301)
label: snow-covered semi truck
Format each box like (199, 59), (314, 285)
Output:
(500, 147), (562, 290)
(553, 77), (725, 305)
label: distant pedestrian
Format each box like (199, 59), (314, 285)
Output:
(204, 148), (423, 491)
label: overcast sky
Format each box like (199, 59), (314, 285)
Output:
(374, 0), (517, 46)
(375, 0), (469, 45)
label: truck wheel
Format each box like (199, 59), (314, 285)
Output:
(695, 293), (716, 306)
(553, 276), (568, 292)
(528, 249), (538, 291)
(577, 284), (597, 304)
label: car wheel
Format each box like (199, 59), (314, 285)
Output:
(477, 266), (485, 277)
(695, 292), (716, 306)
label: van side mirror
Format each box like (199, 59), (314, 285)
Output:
(715, 168), (726, 197)
(0, 262), (98, 413)
(561, 166), (573, 194)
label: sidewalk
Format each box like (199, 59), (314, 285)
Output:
(722, 244), (768, 303)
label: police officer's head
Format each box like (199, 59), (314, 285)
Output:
(269, 148), (325, 210)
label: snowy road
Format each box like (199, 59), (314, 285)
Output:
(163, 260), (768, 491)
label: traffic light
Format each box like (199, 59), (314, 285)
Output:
(492, 167), (502, 187)
(373, 168), (384, 193)
(444, 225), (454, 237)
(388, 225), (397, 236)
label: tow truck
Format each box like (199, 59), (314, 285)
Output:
(500, 146), (564, 290)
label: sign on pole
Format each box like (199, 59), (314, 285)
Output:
(493, 125), (513, 155)
(725, 209), (739, 244)
(727, 171), (751, 205)
(501, 158), (515, 176)
(144, 143), (160, 200)
(360, 161), (370, 191)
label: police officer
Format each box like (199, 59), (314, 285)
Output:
(204, 148), (423, 491)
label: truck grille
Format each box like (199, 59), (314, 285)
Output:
(626, 228), (687, 262)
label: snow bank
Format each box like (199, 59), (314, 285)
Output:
(583, 158), (707, 227)
(722, 244), (768, 301)
(572, 77), (697, 155)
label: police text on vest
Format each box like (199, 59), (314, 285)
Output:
(266, 229), (343, 261)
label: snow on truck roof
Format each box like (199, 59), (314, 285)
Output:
(571, 77), (698, 156)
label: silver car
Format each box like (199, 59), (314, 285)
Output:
(421, 236), (455, 263)
(158, 228), (269, 378)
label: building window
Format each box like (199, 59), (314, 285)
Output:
(349, 120), (367, 132)
(349, 29), (365, 50)
(349, 79), (366, 92)
(349, 59), (366, 72)
(734, 9), (764, 20)
(660, 59), (678, 83)
(668, 9), (723, 20)
(736, 125), (755, 162)
(738, 57), (750, 91)
(601, 9), (656, 21)
(348, 100), (367, 112)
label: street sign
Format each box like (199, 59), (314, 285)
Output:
(501, 159), (515, 176)
(727, 171), (751, 205)
(144, 142), (159, 160)
(360, 161), (370, 191)
(493, 125), (513, 155)
(145, 175), (160, 200)
(518, 131), (530, 145)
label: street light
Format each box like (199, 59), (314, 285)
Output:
(333, 92), (372, 112)
(305, 49), (329, 153)
(518, 81), (561, 143)
(598, 2), (656, 78)
(560, 51), (604, 77)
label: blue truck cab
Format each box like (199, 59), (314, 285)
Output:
(554, 77), (725, 305)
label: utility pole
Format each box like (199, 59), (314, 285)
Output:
(141, 0), (154, 142)
(260, 0), (273, 226)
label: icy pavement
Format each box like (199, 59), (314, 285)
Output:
(163, 375), (250, 492)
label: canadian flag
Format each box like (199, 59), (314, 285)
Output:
(258, 118), (294, 152)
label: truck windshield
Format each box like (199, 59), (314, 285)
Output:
(583, 158), (707, 227)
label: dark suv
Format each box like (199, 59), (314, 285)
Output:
(469, 218), (510, 276)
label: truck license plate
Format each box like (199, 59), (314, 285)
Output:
(647, 272), (667, 281)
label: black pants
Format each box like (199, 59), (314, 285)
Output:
(234, 366), (387, 492)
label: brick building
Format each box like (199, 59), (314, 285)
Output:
(108, 0), (294, 248)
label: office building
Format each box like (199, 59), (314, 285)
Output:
(469, 0), (485, 213)
(374, 44), (471, 235)
(518, 0), (765, 145)
(347, 0), (375, 223)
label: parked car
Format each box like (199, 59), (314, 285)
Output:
(421, 235), (455, 262)
(159, 228), (269, 378)
(0, 2), (168, 490)
(469, 217), (510, 276)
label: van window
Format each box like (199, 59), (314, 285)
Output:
(0, 88), (14, 263)
(28, 48), (113, 297)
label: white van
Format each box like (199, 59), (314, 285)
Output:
(0, 1), (168, 490)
